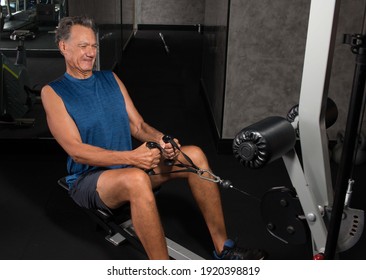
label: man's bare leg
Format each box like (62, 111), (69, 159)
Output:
(96, 168), (169, 260)
(151, 145), (228, 254)
(182, 146), (228, 254)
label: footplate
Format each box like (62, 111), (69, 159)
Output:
(107, 219), (205, 259)
(106, 233), (126, 246)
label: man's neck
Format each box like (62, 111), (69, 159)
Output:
(66, 66), (93, 79)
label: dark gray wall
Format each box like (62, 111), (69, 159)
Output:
(122, 0), (135, 50)
(201, 0), (230, 137)
(68, 0), (121, 24)
(223, 0), (310, 139)
(135, 0), (205, 26)
(202, 0), (364, 140)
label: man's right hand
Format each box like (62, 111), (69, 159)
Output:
(130, 142), (162, 170)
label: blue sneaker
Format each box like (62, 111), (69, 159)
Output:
(213, 239), (266, 260)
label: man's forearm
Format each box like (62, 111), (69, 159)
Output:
(68, 142), (133, 167)
(132, 121), (165, 143)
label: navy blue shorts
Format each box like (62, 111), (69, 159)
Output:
(69, 169), (112, 213)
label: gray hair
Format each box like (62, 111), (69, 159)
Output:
(55, 16), (97, 46)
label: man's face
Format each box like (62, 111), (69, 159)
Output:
(59, 25), (98, 77)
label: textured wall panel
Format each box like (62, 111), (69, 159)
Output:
(137, 0), (204, 25)
(222, 0), (363, 139)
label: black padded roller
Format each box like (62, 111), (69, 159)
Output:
(233, 116), (296, 168)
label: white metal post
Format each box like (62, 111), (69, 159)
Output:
(294, 0), (340, 254)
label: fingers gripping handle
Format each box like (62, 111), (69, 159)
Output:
(162, 135), (175, 166)
(146, 141), (161, 175)
(145, 139), (173, 175)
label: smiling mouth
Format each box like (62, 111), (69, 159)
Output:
(82, 60), (95, 66)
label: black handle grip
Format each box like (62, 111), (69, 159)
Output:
(162, 135), (172, 143)
(146, 141), (159, 149)
(146, 141), (161, 175)
(162, 135), (175, 166)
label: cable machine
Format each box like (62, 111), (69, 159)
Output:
(232, 0), (365, 259)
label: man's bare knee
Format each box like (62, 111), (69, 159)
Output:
(121, 169), (156, 202)
(181, 146), (208, 167)
(97, 168), (153, 208)
(120, 168), (151, 188)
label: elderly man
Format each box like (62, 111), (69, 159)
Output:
(41, 15), (266, 260)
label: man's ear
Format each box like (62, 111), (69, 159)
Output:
(59, 41), (66, 55)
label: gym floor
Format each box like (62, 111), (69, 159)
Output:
(0, 30), (365, 260)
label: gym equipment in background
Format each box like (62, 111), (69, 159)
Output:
(0, 1), (38, 34)
(332, 130), (366, 165)
(0, 30), (38, 127)
(232, 0), (365, 260)
(159, 32), (170, 54)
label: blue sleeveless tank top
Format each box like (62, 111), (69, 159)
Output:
(49, 71), (132, 188)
